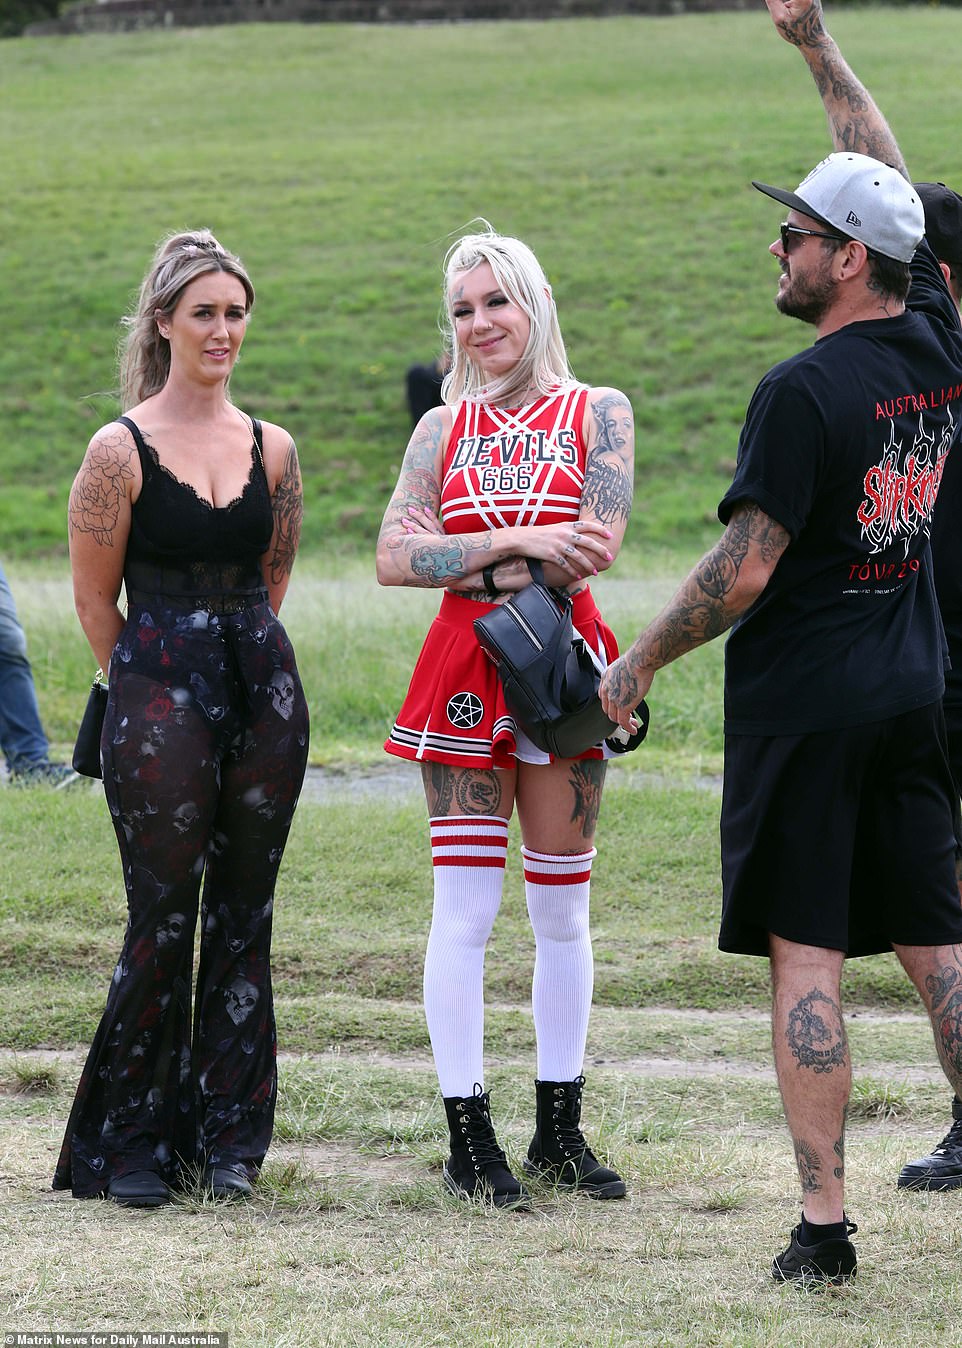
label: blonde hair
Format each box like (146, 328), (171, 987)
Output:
(440, 225), (574, 406)
(119, 229), (255, 409)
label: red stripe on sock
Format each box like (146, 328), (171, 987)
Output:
(432, 831), (507, 848)
(433, 854), (507, 868)
(523, 867), (591, 886)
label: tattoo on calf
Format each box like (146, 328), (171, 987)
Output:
(833, 1133), (845, 1181)
(793, 1138), (822, 1194)
(785, 989), (847, 1074)
(936, 990), (962, 1081)
(926, 964), (960, 1010)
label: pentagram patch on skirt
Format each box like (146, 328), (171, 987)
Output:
(446, 691), (484, 729)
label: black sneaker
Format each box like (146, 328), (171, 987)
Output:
(898, 1115), (962, 1191)
(772, 1220), (857, 1285)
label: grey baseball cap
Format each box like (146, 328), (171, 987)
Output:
(753, 152), (924, 263)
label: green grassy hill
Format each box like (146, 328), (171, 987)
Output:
(3, 10), (961, 560)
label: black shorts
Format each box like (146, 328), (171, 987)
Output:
(719, 701), (962, 958)
(944, 700), (962, 796)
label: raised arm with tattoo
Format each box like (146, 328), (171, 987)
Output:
(766, 0), (906, 175)
(599, 502), (790, 729)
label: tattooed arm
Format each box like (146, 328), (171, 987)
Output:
(260, 423), (303, 613)
(67, 423), (139, 672)
(599, 501), (791, 728)
(766, 0), (907, 175)
(579, 386), (634, 571)
(375, 407), (613, 591)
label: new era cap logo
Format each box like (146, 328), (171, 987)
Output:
(846, 210), (862, 227)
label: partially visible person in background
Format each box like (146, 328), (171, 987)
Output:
(0, 561), (78, 787)
(54, 228), (309, 1210)
(378, 225), (634, 1210)
(405, 350), (452, 427)
(898, 180), (962, 1193)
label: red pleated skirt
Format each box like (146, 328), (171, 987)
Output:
(384, 587), (618, 770)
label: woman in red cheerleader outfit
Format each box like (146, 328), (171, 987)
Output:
(376, 226), (634, 1207)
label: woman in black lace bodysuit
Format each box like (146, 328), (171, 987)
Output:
(55, 230), (310, 1208)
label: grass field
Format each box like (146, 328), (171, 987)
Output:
(2, 8), (962, 560)
(6, 7), (962, 1344)
(3, 781), (962, 1345)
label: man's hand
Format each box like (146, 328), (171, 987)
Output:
(765, 0), (826, 47)
(600, 650), (654, 733)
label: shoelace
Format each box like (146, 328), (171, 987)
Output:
(933, 1115), (962, 1155)
(553, 1117), (594, 1160)
(462, 1121), (507, 1167)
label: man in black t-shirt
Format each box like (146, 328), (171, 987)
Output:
(601, 0), (962, 1284)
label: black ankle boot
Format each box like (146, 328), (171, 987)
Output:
(442, 1084), (530, 1209)
(524, 1076), (626, 1200)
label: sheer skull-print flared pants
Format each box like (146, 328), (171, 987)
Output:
(53, 597), (309, 1197)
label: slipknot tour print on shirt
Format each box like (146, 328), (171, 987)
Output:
(718, 241), (962, 737)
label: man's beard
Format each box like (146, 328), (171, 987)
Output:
(775, 258), (837, 326)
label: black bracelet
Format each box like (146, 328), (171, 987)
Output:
(482, 564), (499, 599)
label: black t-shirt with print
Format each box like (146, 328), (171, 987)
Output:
(718, 240), (962, 736)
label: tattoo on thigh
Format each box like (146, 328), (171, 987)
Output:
(793, 1138), (822, 1194)
(785, 989), (847, 1074)
(454, 770), (503, 816)
(422, 763), (454, 816)
(568, 759), (606, 840)
(926, 965), (960, 1011)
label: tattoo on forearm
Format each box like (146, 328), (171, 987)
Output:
(628, 502), (789, 674)
(793, 1138), (822, 1194)
(568, 759), (606, 840)
(785, 988), (847, 1074)
(407, 532), (493, 587)
(68, 433), (136, 546)
(267, 439), (302, 583)
(809, 42), (906, 170)
(411, 542), (468, 584)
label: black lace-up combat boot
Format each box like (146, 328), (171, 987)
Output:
(442, 1084), (529, 1209)
(524, 1076), (626, 1199)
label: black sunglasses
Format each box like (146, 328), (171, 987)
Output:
(779, 222), (848, 252)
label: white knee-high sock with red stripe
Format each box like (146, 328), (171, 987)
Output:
(423, 815), (509, 1097)
(522, 845), (596, 1082)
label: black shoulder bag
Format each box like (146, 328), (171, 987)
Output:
(473, 560), (648, 759)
